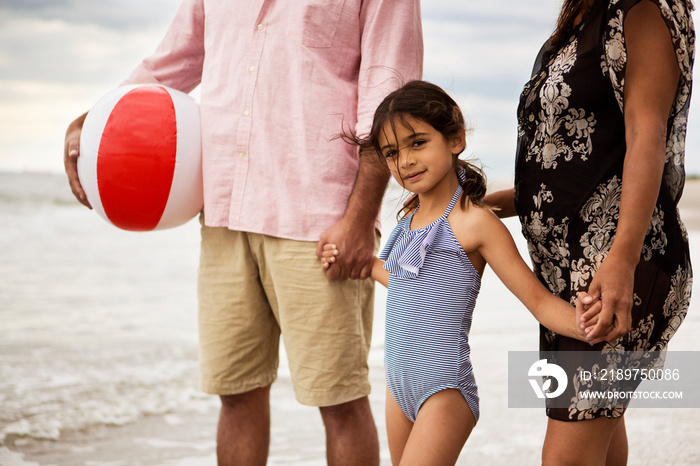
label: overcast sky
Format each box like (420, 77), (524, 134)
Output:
(2, 0), (699, 179)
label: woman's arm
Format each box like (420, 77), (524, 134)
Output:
(584, 1), (680, 340)
(484, 188), (517, 219)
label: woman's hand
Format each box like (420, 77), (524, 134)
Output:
(579, 253), (635, 342)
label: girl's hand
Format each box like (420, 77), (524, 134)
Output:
(575, 292), (609, 345)
(320, 243), (340, 270)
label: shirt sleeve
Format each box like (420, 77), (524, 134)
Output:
(355, 0), (424, 137)
(121, 0), (206, 93)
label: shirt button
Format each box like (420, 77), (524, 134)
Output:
(243, 109), (250, 116)
(239, 152), (246, 158)
(249, 65), (256, 72)
(257, 24), (264, 31)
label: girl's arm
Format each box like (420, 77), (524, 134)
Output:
(463, 208), (598, 342)
(371, 257), (389, 288)
(583, 2), (680, 341)
(320, 244), (389, 288)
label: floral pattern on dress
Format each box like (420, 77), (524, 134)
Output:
(655, 265), (693, 349)
(642, 206), (667, 261)
(578, 177), (621, 267)
(526, 40), (598, 169)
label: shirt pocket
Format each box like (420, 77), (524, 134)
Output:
(302, 0), (347, 48)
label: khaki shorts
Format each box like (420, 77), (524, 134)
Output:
(197, 225), (376, 407)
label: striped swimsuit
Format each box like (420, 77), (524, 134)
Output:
(379, 186), (481, 423)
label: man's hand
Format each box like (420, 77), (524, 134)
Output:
(316, 216), (375, 280)
(63, 113), (92, 209)
(316, 146), (388, 280)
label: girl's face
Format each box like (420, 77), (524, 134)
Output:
(378, 115), (465, 196)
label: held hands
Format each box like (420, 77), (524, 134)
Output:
(321, 243), (387, 287)
(575, 292), (610, 344)
(316, 216), (375, 280)
(577, 254), (635, 343)
(321, 243), (389, 288)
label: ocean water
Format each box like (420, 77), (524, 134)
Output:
(1, 172), (699, 466)
(0, 173), (211, 459)
(0, 172), (400, 465)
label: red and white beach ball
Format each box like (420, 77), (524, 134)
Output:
(78, 84), (203, 231)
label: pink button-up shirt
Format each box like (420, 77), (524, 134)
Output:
(124, 0), (423, 241)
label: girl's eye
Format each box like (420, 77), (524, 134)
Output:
(412, 139), (426, 148)
(384, 150), (397, 159)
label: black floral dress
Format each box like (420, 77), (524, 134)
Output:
(515, 0), (694, 420)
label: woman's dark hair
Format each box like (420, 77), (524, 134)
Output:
(549, 0), (599, 48)
(344, 80), (488, 218)
(549, 0), (694, 49)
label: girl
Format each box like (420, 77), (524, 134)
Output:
(321, 80), (602, 465)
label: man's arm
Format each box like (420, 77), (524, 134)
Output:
(317, 0), (423, 281)
(120, 0), (205, 92)
(316, 153), (389, 280)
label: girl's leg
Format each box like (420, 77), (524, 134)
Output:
(398, 389), (475, 466)
(542, 416), (624, 466)
(385, 385), (413, 465)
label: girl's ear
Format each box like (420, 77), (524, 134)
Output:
(451, 129), (467, 155)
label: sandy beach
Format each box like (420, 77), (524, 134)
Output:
(1, 175), (699, 466)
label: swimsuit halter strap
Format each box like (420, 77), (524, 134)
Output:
(442, 185), (463, 219)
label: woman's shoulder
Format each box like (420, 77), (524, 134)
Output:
(603, 0), (694, 54)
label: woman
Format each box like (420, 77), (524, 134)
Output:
(488, 0), (694, 464)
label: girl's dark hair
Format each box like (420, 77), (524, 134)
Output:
(549, 0), (694, 49)
(344, 80), (487, 218)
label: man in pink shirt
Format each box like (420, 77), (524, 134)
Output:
(63, 0), (422, 464)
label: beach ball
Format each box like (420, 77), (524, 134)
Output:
(78, 84), (203, 231)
